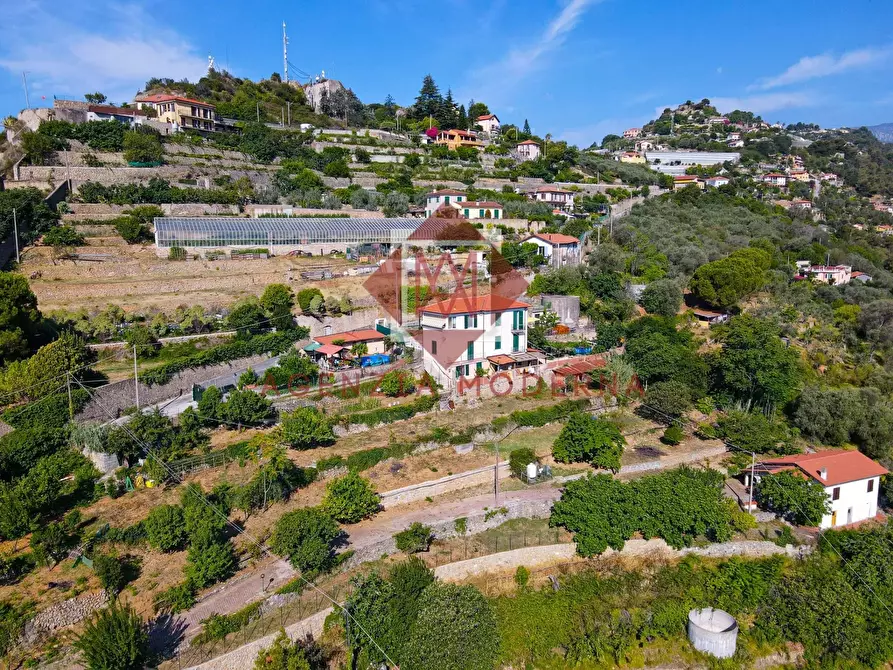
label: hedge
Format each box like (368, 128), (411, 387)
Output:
(140, 329), (308, 386)
(509, 398), (590, 427)
(343, 394), (437, 427)
(2, 389), (90, 429)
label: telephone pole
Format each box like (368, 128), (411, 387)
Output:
(22, 72), (30, 109)
(282, 22), (289, 84)
(12, 208), (20, 263)
(133, 345), (140, 409)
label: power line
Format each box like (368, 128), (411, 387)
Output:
(69, 376), (400, 668)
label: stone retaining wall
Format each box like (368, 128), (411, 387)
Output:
(64, 202), (241, 221)
(21, 590), (108, 645)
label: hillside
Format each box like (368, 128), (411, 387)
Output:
(868, 122), (893, 143)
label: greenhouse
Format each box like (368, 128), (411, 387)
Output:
(153, 217), (419, 252)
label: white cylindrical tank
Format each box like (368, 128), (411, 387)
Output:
(688, 608), (738, 659)
(526, 462), (538, 480)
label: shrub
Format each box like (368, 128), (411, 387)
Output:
(509, 398), (589, 427)
(716, 410), (797, 455)
(756, 470), (829, 526)
(153, 582), (196, 614)
(379, 370), (416, 397)
(114, 217), (150, 244)
(643, 380), (693, 422)
(509, 447), (537, 479)
(662, 425), (684, 445)
(194, 602), (262, 645)
(185, 541), (237, 589)
(93, 553), (139, 595)
(394, 523), (433, 554)
(322, 473), (380, 523)
(144, 505), (186, 552)
(552, 413), (625, 471)
(281, 406), (335, 450)
(514, 565), (530, 590)
(271, 507), (340, 573)
(74, 602), (148, 670)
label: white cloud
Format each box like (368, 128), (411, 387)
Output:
(711, 92), (818, 115)
(463, 0), (603, 102)
(0, 2), (208, 106)
(751, 47), (892, 90)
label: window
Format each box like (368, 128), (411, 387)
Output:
(495, 312), (502, 326)
(464, 209), (470, 217)
(467, 341), (474, 360)
(449, 316), (456, 329)
(431, 340), (437, 355)
(445, 196), (451, 204)
(832, 487), (840, 501)
(495, 336), (501, 350)
(479, 209), (485, 218)
(464, 315), (469, 329)
(476, 362), (483, 373)
(512, 334), (520, 352)
(868, 479), (874, 493)
(494, 209), (500, 219)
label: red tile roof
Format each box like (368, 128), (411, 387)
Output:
(759, 450), (888, 487)
(137, 94), (214, 107)
(524, 233), (579, 245)
(553, 358), (607, 376)
(315, 343), (344, 356)
(534, 186), (573, 194)
(421, 294), (529, 316)
(488, 354), (515, 366)
(674, 175), (698, 181)
(88, 104), (146, 117)
(477, 114), (498, 121)
(517, 139), (539, 146)
(314, 329), (385, 347)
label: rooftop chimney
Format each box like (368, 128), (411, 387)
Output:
(818, 467), (828, 481)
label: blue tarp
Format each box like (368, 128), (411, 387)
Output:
(573, 346), (593, 355)
(360, 353), (391, 367)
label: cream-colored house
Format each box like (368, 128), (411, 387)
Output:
(136, 94), (217, 131)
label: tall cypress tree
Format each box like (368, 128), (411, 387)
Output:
(523, 118), (531, 135)
(442, 89), (458, 129)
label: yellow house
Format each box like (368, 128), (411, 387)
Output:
(435, 129), (483, 151)
(137, 94), (217, 131)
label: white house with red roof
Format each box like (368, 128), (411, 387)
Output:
(424, 189), (467, 218)
(520, 233), (581, 268)
(419, 294), (539, 387)
(424, 190), (503, 220)
(752, 450), (887, 529)
(476, 114), (500, 135)
(762, 173), (788, 187)
(516, 139), (541, 161)
(527, 186), (575, 213)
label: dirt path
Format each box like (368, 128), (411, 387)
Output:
(171, 440), (728, 644)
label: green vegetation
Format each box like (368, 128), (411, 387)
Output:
(271, 507), (340, 573)
(756, 471), (830, 525)
(551, 467), (734, 555)
(322, 472), (380, 523)
(74, 602), (148, 670)
(394, 522), (434, 554)
(551, 413), (625, 471)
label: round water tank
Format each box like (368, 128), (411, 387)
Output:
(687, 607), (738, 659)
(526, 462), (538, 480)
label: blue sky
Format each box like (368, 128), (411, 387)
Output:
(2, 0), (893, 147)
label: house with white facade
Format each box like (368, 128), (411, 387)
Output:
(521, 233), (581, 268)
(424, 190), (503, 220)
(528, 186), (575, 213)
(476, 114), (500, 135)
(419, 295), (540, 389)
(516, 139), (541, 161)
(763, 173), (788, 187)
(705, 176), (730, 188)
(424, 189), (466, 218)
(87, 104), (148, 127)
(751, 450), (887, 529)
(805, 265), (852, 285)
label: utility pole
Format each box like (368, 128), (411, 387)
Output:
(286, 101), (291, 126)
(256, 103), (260, 123)
(281, 107), (284, 127)
(12, 208), (20, 263)
(282, 21), (289, 84)
(133, 345), (140, 409)
(494, 439), (500, 504)
(22, 72), (30, 109)
(748, 452), (756, 515)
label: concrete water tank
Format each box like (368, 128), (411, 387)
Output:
(526, 462), (538, 480)
(688, 608), (738, 658)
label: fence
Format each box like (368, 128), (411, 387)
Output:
(173, 528), (570, 668)
(165, 450), (240, 477)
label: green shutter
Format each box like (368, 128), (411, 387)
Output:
(464, 209), (469, 217)
(495, 336), (501, 350)
(513, 334), (520, 351)
(467, 341), (474, 360)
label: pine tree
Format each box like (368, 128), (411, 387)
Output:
(457, 104), (468, 129)
(523, 118), (531, 135)
(441, 89), (458, 129)
(384, 93), (395, 110)
(414, 75), (442, 121)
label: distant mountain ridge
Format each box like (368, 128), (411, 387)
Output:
(868, 123), (893, 143)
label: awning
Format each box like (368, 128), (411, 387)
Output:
(316, 344), (344, 356)
(487, 352), (541, 367)
(303, 342), (321, 352)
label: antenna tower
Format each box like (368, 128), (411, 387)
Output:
(283, 22), (289, 83)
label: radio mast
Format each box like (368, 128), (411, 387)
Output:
(282, 22), (289, 83)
